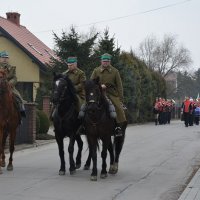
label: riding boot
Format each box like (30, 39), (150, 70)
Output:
(155, 119), (158, 125)
(20, 103), (26, 118)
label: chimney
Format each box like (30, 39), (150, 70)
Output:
(6, 12), (20, 26)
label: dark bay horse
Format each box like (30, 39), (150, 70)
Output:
(83, 77), (116, 181)
(83, 78), (127, 180)
(0, 68), (20, 174)
(51, 72), (83, 175)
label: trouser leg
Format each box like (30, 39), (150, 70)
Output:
(14, 95), (26, 118)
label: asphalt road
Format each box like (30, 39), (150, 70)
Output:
(1, 120), (200, 200)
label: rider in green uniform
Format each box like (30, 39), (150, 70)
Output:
(0, 51), (26, 118)
(90, 53), (127, 136)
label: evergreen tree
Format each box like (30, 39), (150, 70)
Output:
(51, 26), (98, 77)
(93, 28), (120, 68)
(118, 52), (141, 123)
(176, 71), (195, 100)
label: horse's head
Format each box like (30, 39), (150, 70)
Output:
(52, 72), (77, 105)
(0, 68), (8, 95)
(84, 77), (103, 109)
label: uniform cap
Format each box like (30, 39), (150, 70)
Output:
(0, 51), (9, 58)
(101, 53), (112, 61)
(66, 56), (77, 64)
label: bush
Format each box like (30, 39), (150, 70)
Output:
(36, 110), (50, 135)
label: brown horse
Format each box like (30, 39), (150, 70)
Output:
(0, 68), (20, 174)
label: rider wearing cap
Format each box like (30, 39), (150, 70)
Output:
(0, 51), (26, 118)
(90, 53), (127, 136)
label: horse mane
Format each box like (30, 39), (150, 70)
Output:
(63, 74), (78, 103)
(53, 73), (78, 104)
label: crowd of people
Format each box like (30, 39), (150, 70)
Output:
(153, 98), (175, 125)
(181, 97), (200, 127)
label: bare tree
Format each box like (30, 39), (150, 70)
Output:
(137, 34), (192, 77)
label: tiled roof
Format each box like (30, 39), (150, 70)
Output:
(0, 16), (57, 68)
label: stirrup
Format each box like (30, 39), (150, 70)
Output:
(115, 127), (123, 137)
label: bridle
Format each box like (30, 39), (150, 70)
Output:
(85, 84), (105, 126)
(53, 78), (68, 105)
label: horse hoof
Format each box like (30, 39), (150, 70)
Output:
(59, 170), (65, 175)
(108, 165), (116, 174)
(100, 173), (107, 179)
(70, 169), (76, 175)
(113, 163), (118, 174)
(7, 164), (13, 171)
(90, 176), (97, 181)
(76, 164), (81, 169)
(83, 165), (90, 170)
(112, 169), (118, 174)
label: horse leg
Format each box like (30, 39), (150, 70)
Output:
(113, 122), (127, 174)
(108, 139), (115, 174)
(84, 150), (92, 170)
(113, 122), (127, 173)
(68, 136), (76, 175)
(90, 142), (98, 181)
(1, 129), (8, 167)
(100, 140), (108, 179)
(75, 135), (83, 169)
(7, 130), (16, 171)
(55, 135), (66, 175)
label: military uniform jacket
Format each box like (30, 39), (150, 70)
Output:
(0, 63), (23, 100)
(91, 65), (126, 123)
(63, 68), (86, 100)
(91, 65), (124, 102)
(0, 63), (17, 86)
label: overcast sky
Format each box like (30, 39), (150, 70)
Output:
(0, 0), (199, 70)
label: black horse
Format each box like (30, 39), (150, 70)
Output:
(83, 77), (128, 181)
(51, 72), (83, 175)
(83, 78), (127, 179)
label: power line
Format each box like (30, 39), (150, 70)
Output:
(34, 0), (192, 34)
(79, 0), (192, 27)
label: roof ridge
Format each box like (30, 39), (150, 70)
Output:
(0, 15), (57, 67)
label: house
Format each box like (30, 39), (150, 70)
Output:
(0, 12), (57, 101)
